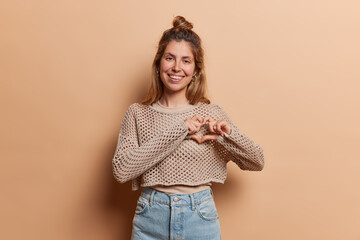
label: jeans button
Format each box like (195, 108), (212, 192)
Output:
(173, 197), (180, 202)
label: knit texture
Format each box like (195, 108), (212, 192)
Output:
(112, 102), (264, 191)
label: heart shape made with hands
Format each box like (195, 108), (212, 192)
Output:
(186, 116), (231, 144)
(190, 125), (219, 143)
(189, 131), (218, 144)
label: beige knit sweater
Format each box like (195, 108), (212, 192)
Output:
(112, 101), (264, 191)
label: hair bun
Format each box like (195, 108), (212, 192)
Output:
(172, 16), (193, 30)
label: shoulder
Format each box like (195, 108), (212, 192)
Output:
(197, 102), (232, 120)
(126, 102), (153, 112)
(198, 102), (225, 113)
(122, 103), (154, 120)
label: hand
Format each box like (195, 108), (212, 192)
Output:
(184, 115), (203, 135)
(184, 115), (231, 144)
(203, 116), (231, 137)
(184, 115), (207, 143)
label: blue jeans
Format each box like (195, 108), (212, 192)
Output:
(131, 187), (221, 240)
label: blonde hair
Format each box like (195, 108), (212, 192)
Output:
(141, 16), (210, 105)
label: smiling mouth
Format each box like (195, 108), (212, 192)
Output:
(168, 74), (185, 82)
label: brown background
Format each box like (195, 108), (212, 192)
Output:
(1, 0), (359, 239)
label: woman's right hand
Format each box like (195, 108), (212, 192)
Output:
(184, 115), (203, 135)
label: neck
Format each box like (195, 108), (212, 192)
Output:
(159, 90), (189, 108)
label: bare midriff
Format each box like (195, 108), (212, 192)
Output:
(151, 184), (211, 194)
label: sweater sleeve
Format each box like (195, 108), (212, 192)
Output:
(212, 105), (265, 171)
(112, 104), (189, 183)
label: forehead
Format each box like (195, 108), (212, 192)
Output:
(164, 40), (194, 58)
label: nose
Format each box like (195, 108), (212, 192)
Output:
(172, 60), (181, 72)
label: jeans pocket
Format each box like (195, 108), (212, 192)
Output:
(196, 198), (219, 221)
(135, 198), (148, 215)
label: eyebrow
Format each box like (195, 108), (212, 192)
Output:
(164, 52), (193, 59)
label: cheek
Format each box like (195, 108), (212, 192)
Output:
(160, 61), (171, 72)
(184, 65), (196, 76)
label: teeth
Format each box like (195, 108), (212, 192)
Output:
(170, 75), (183, 80)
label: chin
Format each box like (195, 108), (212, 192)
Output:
(163, 83), (187, 92)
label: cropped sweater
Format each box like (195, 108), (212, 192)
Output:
(112, 101), (264, 191)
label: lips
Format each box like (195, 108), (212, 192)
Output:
(168, 74), (185, 82)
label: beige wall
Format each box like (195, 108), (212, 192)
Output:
(1, 0), (360, 239)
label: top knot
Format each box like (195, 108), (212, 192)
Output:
(172, 16), (193, 30)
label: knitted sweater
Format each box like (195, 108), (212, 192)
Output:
(112, 101), (264, 191)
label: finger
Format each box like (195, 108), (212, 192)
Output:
(185, 119), (199, 134)
(190, 126), (199, 135)
(194, 121), (202, 128)
(190, 134), (202, 144)
(217, 120), (232, 135)
(216, 121), (226, 136)
(188, 122), (197, 134)
(201, 134), (218, 142)
(208, 120), (217, 133)
(192, 115), (203, 123)
(192, 121), (202, 133)
(203, 116), (215, 124)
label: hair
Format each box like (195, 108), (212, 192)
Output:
(140, 16), (210, 105)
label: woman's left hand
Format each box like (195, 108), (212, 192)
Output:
(200, 116), (231, 142)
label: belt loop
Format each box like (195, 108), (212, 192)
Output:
(190, 193), (195, 211)
(149, 189), (155, 206)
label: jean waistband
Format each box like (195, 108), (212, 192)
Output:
(140, 187), (214, 209)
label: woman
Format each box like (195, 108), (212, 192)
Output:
(112, 16), (264, 240)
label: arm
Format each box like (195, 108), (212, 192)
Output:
(212, 105), (265, 171)
(112, 104), (189, 183)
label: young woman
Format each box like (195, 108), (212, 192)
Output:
(112, 16), (264, 240)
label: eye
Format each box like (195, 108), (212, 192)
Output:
(184, 59), (191, 64)
(165, 56), (174, 61)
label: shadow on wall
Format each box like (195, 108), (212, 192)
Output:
(103, 75), (150, 239)
(72, 138), (140, 240)
(74, 74), (149, 240)
(105, 166), (139, 239)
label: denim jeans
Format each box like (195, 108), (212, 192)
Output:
(131, 187), (221, 240)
